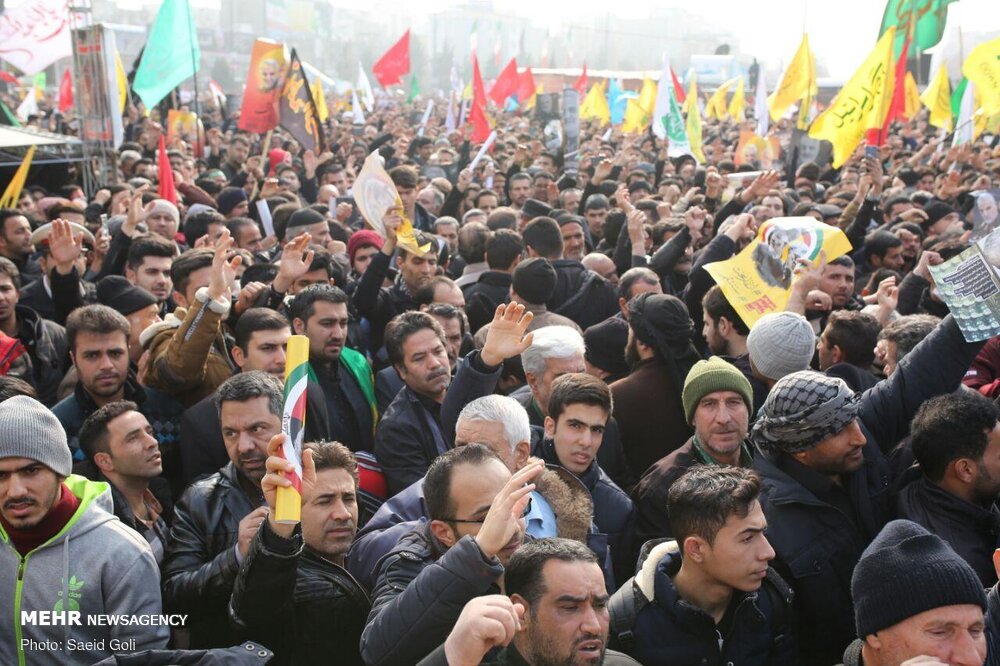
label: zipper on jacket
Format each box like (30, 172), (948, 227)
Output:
(15, 554), (29, 666)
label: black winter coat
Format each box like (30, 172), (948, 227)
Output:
(755, 314), (984, 665)
(374, 351), (501, 496)
(548, 259), (619, 330)
(229, 520), (370, 665)
(360, 523), (504, 666)
(351, 251), (419, 355)
(611, 539), (796, 666)
(162, 463), (262, 649)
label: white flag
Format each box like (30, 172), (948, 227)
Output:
(16, 87), (38, 120)
(357, 61), (375, 112)
(0, 0), (72, 75)
(652, 53), (673, 140)
(445, 92), (456, 132)
(352, 88), (366, 125)
(755, 67), (769, 138)
(952, 81), (975, 147)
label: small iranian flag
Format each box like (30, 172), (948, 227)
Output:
(276, 335), (314, 523)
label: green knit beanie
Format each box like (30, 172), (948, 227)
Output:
(682, 357), (754, 424)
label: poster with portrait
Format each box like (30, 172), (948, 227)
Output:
(968, 190), (1000, 243)
(704, 217), (853, 328)
(238, 39), (286, 134)
(929, 226), (1000, 342)
(353, 151), (432, 256)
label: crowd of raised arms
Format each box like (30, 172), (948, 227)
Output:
(1, 80), (1000, 666)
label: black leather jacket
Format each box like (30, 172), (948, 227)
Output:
(230, 520), (370, 665)
(162, 463), (262, 649)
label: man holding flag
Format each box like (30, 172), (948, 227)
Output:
(230, 436), (370, 665)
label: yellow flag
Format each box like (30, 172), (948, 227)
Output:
(728, 76), (746, 121)
(579, 81), (610, 125)
(769, 34), (814, 122)
(921, 64), (952, 131)
(622, 78), (656, 132)
(705, 79), (732, 120)
(904, 72), (921, 119)
(683, 73), (698, 117)
(962, 36), (1000, 117)
(809, 27), (896, 168)
(686, 98), (706, 162)
(311, 78), (329, 122)
(622, 98), (646, 133)
(115, 50), (128, 113)
(0, 145), (36, 208)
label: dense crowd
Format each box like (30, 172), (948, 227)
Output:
(1, 87), (1000, 666)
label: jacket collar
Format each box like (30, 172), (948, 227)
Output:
(538, 438), (599, 492)
(73, 370), (146, 412)
(911, 476), (1000, 528)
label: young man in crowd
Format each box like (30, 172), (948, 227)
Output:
(77, 400), (172, 564)
(0, 396), (167, 665)
(610, 466), (794, 664)
(230, 436), (369, 665)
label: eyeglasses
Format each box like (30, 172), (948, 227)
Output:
(446, 497), (532, 525)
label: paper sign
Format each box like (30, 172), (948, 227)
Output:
(257, 200), (275, 238)
(469, 131), (497, 172)
(704, 217), (853, 328)
(353, 151), (432, 255)
(929, 229), (1000, 342)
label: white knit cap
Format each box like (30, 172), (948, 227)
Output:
(747, 311), (816, 381)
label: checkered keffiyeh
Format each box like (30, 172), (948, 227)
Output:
(752, 371), (860, 453)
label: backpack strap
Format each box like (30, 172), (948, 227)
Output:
(608, 576), (648, 654)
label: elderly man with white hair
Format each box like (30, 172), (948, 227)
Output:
(346, 394), (594, 590)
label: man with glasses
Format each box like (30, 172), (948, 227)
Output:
(361, 444), (544, 666)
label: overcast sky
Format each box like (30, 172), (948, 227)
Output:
(349, 0), (999, 79)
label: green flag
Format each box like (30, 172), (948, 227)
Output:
(0, 101), (22, 127)
(132, 0), (200, 109)
(951, 76), (967, 121)
(664, 85), (693, 160)
(879, 0), (957, 58)
(408, 74), (419, 102)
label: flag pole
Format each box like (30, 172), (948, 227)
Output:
(187, 0), (199, 115)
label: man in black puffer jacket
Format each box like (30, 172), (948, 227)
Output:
(751, 314), (984, 665)
(230, 439), (370, 665)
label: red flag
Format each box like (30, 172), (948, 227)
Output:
(58, 69), (73, 113)
(468, 96), (492, 143)
(472, 54), (487, 110)
(573, 63), (588, 95)
(516, 67), (536, 103)
(372, 30), (410, 87)
(884, 32), (912, 127)
(238, 39), (285, 134)
(0, 72), (18, 85)
(670, 67), (686, 104)
(157, 135), (177, 205)
(489, 58), (519, 106)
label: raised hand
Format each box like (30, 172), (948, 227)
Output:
(474, 460), (543, 559)
(481, 303), (535, 367)
(48, 218), (83, 275)
(272, 232), (315, 294)
(207, 228), (241, 302)
(443, 596), (524, 666)
(380, 206), (404, 253)
(123, 186), (151, 237)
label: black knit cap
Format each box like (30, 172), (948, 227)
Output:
(96, 276), (158, 316)
(852, 520), (986, 638)
(583, 319), (628, 378)
(287, 208), (326, 233)
(521, 198), (553, 220)
(512, 258), (557, 306)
